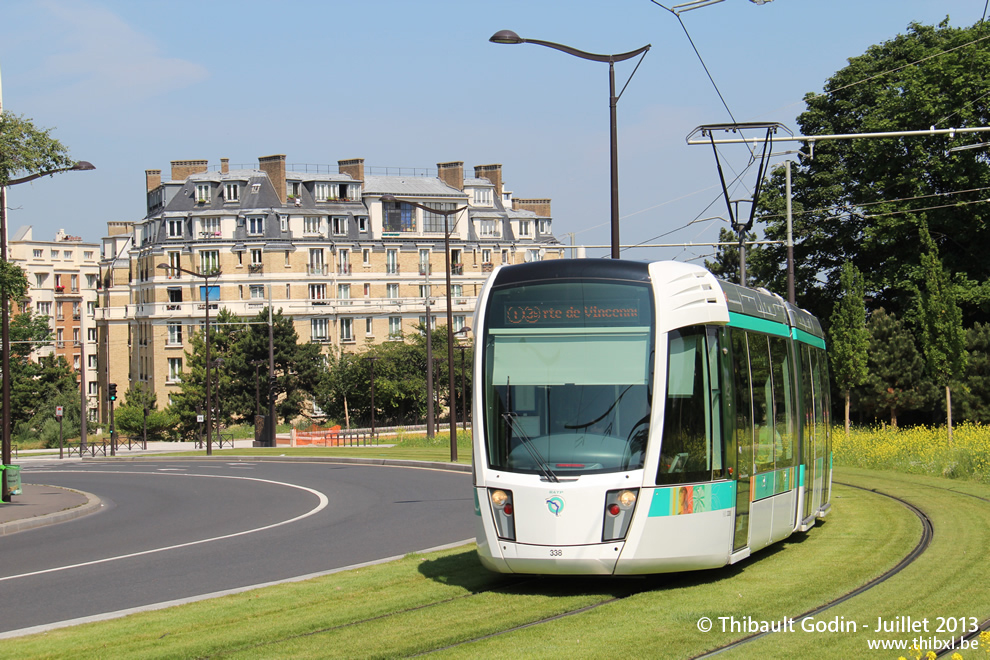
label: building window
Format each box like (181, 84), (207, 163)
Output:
(357, 216), (368, 233)
(250, 285), (265, 299)
(538, 219), (552, 234)
(482, 248), (492, 264)
(311, 318), (329, 341)
(287, 181), (301, 199)
(453, 315), (466, 333)
(389, 316), (402, 339)
(199, 250), (220, 274)
(479, 219), (499, 237)
(386, 249), (398, 274)
(386, 283), (399, 299)
(423, 202), (455, 233)
(418, 315), (436, 334)
(88, 328), (97, 342)
(167, 358), (183, 383)
(34, 273), (46, 287)
(337, 283), (351, 303)
(202, 217), (221, 237)
(331, 216), (347, 236)
(340, 318), (354, 342)
(419, 284), (431, 298)
(525, 248), (541, 262)
(473, 188), (493, 206)
(196, 184), (211, 203)
(314, 182), (330, 201)
(304, 217), (322, 234)
(33, 249), (42, 258)
(167, 322), (183, 346)
(70, 274), (79, 291)
(37, 301), (51, 316)
(338, 249), (350, 274)
(519, 220), (532, 237)
(452, 284), (463, 298)
(247, 217), (265, 235)
(89, 382), (98, 395)
(362, 248), (371, 265)
(167, 218), (184, 238)
(310, 284), (327, 300)
(250, 248), (263, 266)
(279, 214), (288, 232)
(383, 202), (416, 233)
(365, 317), (373, 336)
(224, 183), (239, 202)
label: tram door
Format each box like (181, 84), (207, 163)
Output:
(801, 346), (816, 522)
(730, 329), (753, 552)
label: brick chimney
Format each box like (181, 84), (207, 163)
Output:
(258, 154), (287, 205)
(338, 158), (365, 182)
(438, 161), (464, 191)
(145, 169), (162, 192)
(474, 164), (503, 198)
(170, 159), (208, 181)
(220, 158), (229, 174)
(513, 198), (552, 217)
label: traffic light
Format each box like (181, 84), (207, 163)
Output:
(108, 383), (117, 402)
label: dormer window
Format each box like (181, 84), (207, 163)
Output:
(287, 181), (301, 199)
(304, 217), (322, 234)
(331, 216), (348, 236)
(315, 182), (330, 202)
(247, 216), (265, 235)
(473, 188), (493, 206)
(518, 220), (532, 237)
(538, 219), (552, 234)
(479, 219), (500, 237)
(196, 184), (211, 203)
(167, 218), (184, 238)
(224, 183), (240, 202)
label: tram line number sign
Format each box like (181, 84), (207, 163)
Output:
(503, 300), (642, 327)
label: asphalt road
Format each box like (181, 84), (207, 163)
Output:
(0, 459), (475, 635)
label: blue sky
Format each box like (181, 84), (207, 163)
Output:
(1, 0), (986, 262)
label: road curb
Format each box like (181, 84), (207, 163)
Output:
(0, 486), (103, 536)
(100, 454), (474, 473)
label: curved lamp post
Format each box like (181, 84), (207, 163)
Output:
(157, 262), (221, 456)
(380, 194), (467, 462)
(1, 160), (95, 501)
(490, 30), (650, 259)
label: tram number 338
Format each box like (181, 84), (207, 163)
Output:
(549, 548), (563, 557)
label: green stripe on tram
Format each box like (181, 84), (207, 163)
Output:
(648, 481), (735, 517)
(727, 312), (790, 338)
(792, 327), (826, 349)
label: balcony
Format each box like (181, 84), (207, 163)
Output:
(249, 264), (264, 273)
(450, 263), (464, 276)
(419, 264), (432, 275)
(337, 264), (353, 275)
(308, 264), (328, 276)
(482, 262), (494, 272)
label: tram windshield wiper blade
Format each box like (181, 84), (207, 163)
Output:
(502, 412), (559, 483)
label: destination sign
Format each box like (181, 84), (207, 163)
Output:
(503, 300), (642, 326)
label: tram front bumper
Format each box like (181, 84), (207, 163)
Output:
(481, 540), (625, 575)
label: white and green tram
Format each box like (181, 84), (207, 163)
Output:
(472, 259), (832, 575)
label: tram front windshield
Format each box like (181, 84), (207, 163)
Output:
(483, 279), (654, 476)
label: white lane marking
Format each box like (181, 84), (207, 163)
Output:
(0, 538), (476, 640)
(0, 470), (329, 583)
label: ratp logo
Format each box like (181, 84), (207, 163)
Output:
(546, 496), (565, 517)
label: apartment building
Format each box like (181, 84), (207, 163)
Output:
(96, 154), (561, 415)
(8, 227), (102, 422)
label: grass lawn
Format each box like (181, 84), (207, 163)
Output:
(8, 468), (988, 658)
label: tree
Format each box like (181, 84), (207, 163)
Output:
(858, 309), (931, 427)
(829, 262), (870, 434)
(0, 112), (75, 186)
(916, 221), (968, 442)
(956, 323), (990, 423)
(704, 227), (761, 286)
(750, 20), (990, 327)
(114, 383), (178, 442)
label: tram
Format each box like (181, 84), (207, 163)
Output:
(472, 259), (832, 575)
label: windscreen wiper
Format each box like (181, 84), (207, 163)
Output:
(502, 412), (559, 483)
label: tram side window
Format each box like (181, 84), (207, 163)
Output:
(731, 329), (754, 477)
(749, 334), (776, 471)
(658, 326), (726, 485)
(769, 336), (796, 469)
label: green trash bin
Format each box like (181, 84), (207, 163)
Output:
(1, 465), (21, 496)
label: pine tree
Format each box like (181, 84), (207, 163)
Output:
(859, 309), (930, 427)
(829, 262), (869, 434)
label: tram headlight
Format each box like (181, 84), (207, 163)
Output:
(488, 488), (516, 541)
(603, 488), (640, 542)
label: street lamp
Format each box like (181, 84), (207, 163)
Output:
(380, 194), (467, 462)
(157, 262), (221, 456)
(490, 30), (650, 259)
(1, 160), (95, 502)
